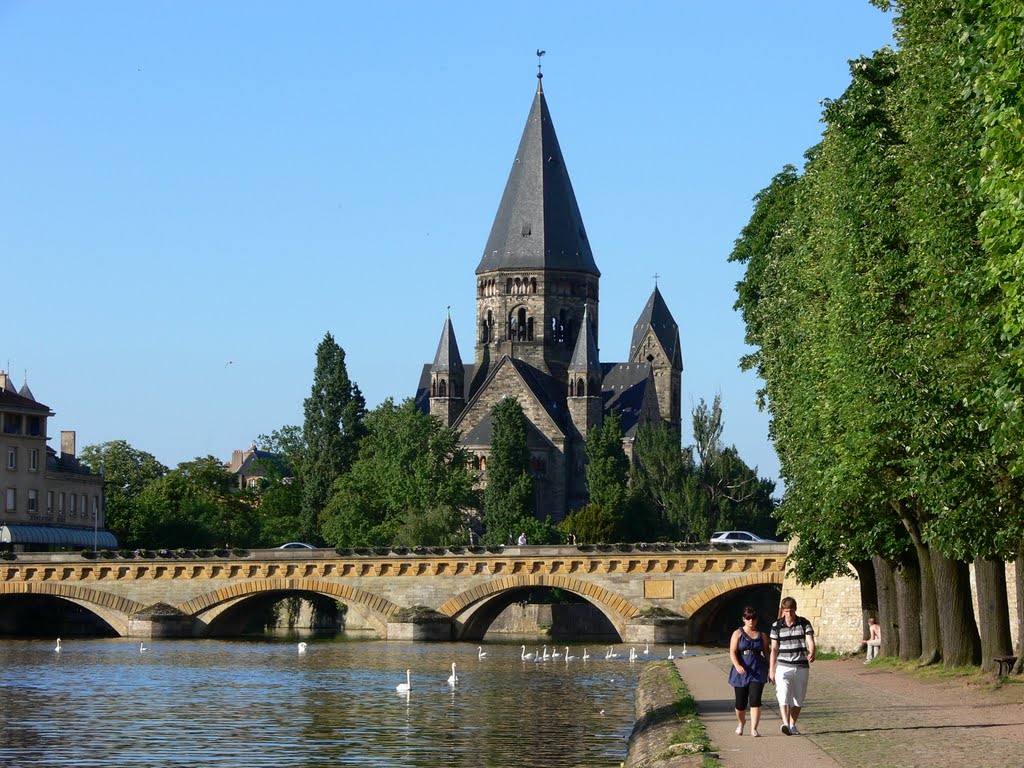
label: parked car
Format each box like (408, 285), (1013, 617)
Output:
(276, 542), (316, 549)
(709, 531), (778, 545)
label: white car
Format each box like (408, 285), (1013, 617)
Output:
(710, 531), (778, 545)
(276, 542), (316, 549)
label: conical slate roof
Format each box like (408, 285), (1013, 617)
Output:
(18, 381), (35, 401)
(569, 306), (601, 375)
(630, 286), (681, 365)
(430, 312), (464, 375)
(476, 79), (599, 276)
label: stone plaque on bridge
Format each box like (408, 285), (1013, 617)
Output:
(643, 579), (674, 599)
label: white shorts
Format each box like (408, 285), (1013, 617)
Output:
(775, 663), (809, 707)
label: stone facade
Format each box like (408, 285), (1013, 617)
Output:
(415, 78), (682, 520)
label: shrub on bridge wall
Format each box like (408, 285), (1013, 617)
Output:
(0, 551), (15, 560)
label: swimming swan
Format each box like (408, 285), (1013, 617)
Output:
(297, 642), (307, 654)
(140, 642), (148, 652)
(582, 648), (590, 660)
(54, 638), (62, 653)
(396, 669), (411, 692)
(550, 647), (562, 659)
(667, 648), (675, 660)
(564, 647), (577, 661)
(477, 646), (487, 659)
(447, 662), (458, 685)
(521, 645), (536, 661)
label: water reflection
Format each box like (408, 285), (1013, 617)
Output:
(0, 639), (674, 768)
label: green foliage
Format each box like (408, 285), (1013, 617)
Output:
(585, 411), (631, 519)
(481, 398), (537, 544)
(134, 456), (258, 548)
(80, 440), (168, 549)
(300, 333), (367, 543)
(320, 398), (477, 547)
(559, 503), (615, 544)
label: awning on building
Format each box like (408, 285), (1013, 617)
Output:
(0, 524), (118, 549)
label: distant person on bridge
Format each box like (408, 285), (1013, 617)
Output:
(863, 616), (881, 663)
(728, 606), (769, 737)
(517, 532), (528, 545)
(769, 596), (816, 736)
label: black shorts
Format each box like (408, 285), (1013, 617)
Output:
(734, 680), (765, 710)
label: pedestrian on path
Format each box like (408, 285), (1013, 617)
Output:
(769, 595), (815, 736)
(863, 616), (881, 663)
(729, 605), (769, 737)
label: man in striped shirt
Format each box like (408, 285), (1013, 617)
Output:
(769, 596), (816, 735)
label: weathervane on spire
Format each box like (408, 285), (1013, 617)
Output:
(536, 49), (546, 80)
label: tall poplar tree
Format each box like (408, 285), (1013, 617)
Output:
(299, 333), (366, 543)
(481, 397), (536, 545)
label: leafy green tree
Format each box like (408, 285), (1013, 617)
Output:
(300, 333), (366, 543)
(320, 398), (477, 547)
(558, 504), (615, 544)
(585, 411), (630, 519)
(248, 425), (304, 546)
(481, 398), (536, 545)
(134, 456), (258, 548)
(80, 440), (168, 549)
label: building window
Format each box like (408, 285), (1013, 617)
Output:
(81, 494), (88, 516)
(69, 493), (77, 516)
(47, 491), (53, 515)
(27, 489), (37, 513)
(28, 416), (42, 436)
(5, 488), (14, 512)
(6, 448), (15, 470)
(58, 492), (65, 515)
(28, 448), (39, 472)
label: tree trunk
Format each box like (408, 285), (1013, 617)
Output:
(851, 558), (877, 636)
(1013, 559), (1024, 675)
(974, 557), (1012, 673)
(894, 550), (922, 660)
(932, 552), (981, 667)
(872, 555), (899, 658)
(899, 509), (941, 664)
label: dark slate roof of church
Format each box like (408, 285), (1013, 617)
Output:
(430, 313), (464, 375)
(0, 388), (51, 413)
(461, 408), (557, 450)
(629, 286), (682, 366)
(601, 362), (654, 438)
(476, 79), (599, 277)
(569, 307), (601, 375)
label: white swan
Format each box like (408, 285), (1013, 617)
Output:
(564, 647), (577, 661)
(667, 648), (675, 660)
(477, 646), (487, 659)
(447, 662), (458, 685)
(54, 638), (62, 653)
(140, 642), (148, 652)
(542, 645), (550, 660)
(629, 647), (637, 662)
(607, 646), (620, 659)
(681, 643), (689, 656)
(551, 647), (562, 659)
(643, 642), (650, 655)
(521, 645), (535, 661)
(297, 642), (308, 654)
(582, 648), (590, 660)
(396, 669), (411, 692)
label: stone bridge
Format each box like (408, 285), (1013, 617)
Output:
(0, 544), (787, 642)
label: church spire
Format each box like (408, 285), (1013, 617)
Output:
(476, 76), (599, 276)
(568, 305), (600, 377)
(429, 310), (465, 427)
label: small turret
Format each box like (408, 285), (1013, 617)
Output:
(429, 310), (466, 427)
(567, 306), (602, 440)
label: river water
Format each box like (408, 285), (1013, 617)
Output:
(0, 638), (682, 768)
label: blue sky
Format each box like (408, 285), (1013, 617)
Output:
(1, 2), (895, 485)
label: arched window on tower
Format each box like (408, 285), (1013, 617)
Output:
(438, 379), (447, 397)
(530, 278), (537, 294)
(506, 277), (513, 294)
(575, 378), (585, 397)
(516, 307), (528, 340)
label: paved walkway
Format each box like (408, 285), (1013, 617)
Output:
(676, 652), (1024, 768)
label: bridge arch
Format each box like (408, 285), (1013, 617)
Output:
(0, 582), (143, 636)
(680, 572), (785, 618)
(437, 574), (639, 641)
(180, 578), (400, 637)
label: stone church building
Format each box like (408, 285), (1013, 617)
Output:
(415, 74), (682, 521)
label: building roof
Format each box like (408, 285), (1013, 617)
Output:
(476, 79), (599, 277)
(430, 312), (464, 375)
(629, 286), (682, 366)
(461, 409), (557, 451)
(602, 362), (655, 438)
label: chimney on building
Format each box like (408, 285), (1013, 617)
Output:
(229, 449), (244, 472)
(61, 431), (77, 460)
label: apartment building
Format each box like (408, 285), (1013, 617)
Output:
(0, 371), (117, 551)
